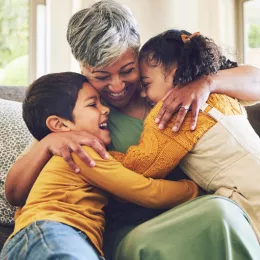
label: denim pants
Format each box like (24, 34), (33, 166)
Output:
(0, 220), (105, 260)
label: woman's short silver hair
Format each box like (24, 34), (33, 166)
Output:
(67, 0), (140, 68)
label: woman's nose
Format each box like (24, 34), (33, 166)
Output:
(108, 76), (126, 93)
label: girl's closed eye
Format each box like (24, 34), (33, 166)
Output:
(142, 81), (150, 88)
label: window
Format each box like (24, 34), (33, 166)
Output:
(0, 0), (29, 86)
(243, 0), (260, 68)
(0, 0), (46, 87)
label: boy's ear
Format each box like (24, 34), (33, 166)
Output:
(46, 115), (72, 133)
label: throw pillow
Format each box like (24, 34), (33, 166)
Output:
(0, 98), (33, 224)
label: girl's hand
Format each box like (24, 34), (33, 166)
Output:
(155, 75), (213, 131)
(43, 131), (109, 172)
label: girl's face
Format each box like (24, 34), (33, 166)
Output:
(81, 49), (140, 108)
(66, 83), (111, 145)
(139, 60), (175, 104)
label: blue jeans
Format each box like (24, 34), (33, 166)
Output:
(0, 220), (105, 260)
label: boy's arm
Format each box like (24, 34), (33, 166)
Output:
(75, 147), (198, 209)
(111, 101), (212, 179)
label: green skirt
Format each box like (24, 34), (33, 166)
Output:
(104, 195), (260, 260)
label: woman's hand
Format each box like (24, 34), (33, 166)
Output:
(155, 75), (213, 131)
(43, 131), (109, 172)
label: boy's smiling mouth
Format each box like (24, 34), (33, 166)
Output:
(99, 120), (108, 130)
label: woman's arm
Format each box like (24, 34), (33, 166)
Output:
(74, 147), (198, 209)
(156, 65), (260, 131)
(5, 131), (109, 206)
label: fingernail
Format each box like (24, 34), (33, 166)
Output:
(159, 124), (164, 130)
(105, 153), (109, 159)
(172, 126), (178, 132)
(155, 118), (160, 123)
(75, 168), (80, 173)
(89, 161), (96, 167)
(191, 125), (195, 131)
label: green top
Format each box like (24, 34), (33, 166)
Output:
(107, 105), (144, 153)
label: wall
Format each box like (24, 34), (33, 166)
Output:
(44, 0), (237, 74)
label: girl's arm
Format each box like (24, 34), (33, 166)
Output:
(156, 65), (260, 131)
(110, 101), (215, 179)
(5, 131), (108, 206)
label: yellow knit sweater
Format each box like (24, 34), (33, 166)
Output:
(110, 93), (242, 179)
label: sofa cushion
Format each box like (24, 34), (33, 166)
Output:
(0, 99), (33, 224)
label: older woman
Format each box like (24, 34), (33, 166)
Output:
(6, 1), (260, 259)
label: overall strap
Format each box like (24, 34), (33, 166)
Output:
(200, 103), (225, 122)
(238, 102), (247, 116)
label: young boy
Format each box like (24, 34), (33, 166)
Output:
(0, 72), (198, 260)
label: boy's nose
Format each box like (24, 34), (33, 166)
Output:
(101, 106), (110, 115)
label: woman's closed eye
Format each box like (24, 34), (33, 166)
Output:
(95, 76), (109, 81)
(121, 68), (135, 75)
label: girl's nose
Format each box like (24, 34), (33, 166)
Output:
(140, 88), (147, 98)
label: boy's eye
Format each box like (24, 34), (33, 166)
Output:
(88, 103), (97, 107)
(121, 68), (134, 75)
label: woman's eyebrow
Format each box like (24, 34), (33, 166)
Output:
(120, 61), (135, 70)
(92, 70), (109, 74)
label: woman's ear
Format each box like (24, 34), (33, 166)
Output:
(46, 116), (72, 133)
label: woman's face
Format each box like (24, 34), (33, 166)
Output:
(81, 49), (140, 108)
(139, 60), (175, 104)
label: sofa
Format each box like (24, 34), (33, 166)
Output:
(0, 85), (260, 251)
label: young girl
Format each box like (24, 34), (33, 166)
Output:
(111, 29), (260, 242)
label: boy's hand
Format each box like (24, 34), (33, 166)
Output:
(155, 75), (213, 131)
(44, 131), (109, 172)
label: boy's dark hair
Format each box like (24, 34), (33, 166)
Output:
(139, 29), (238, 86)
(23, 72), (88, 140)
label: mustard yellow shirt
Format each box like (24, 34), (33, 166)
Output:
(12, 148), (198, 255)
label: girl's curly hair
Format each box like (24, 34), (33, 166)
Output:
(139, 29), (238, 86)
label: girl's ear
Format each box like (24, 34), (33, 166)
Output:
(46, 116), (72, 133)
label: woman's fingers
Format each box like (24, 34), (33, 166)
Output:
(172, 106), (190, 132)
(60, 147), (80, 173)
(156, 94), (179, 129)
(47, 131), (109, 172)
(69, 143), (96, 169)
(190, 101), (200, 130)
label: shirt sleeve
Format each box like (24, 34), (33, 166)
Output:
(73, 146), (198, 209)
(111, 101), (210, 179)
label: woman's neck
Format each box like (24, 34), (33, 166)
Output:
(119, 90), (151, 120)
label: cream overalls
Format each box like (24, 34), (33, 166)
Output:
(180, 103), (260, 242)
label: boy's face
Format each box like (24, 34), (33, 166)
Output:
(139, 60), (175, 104)
(68, 82), (111, 145)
